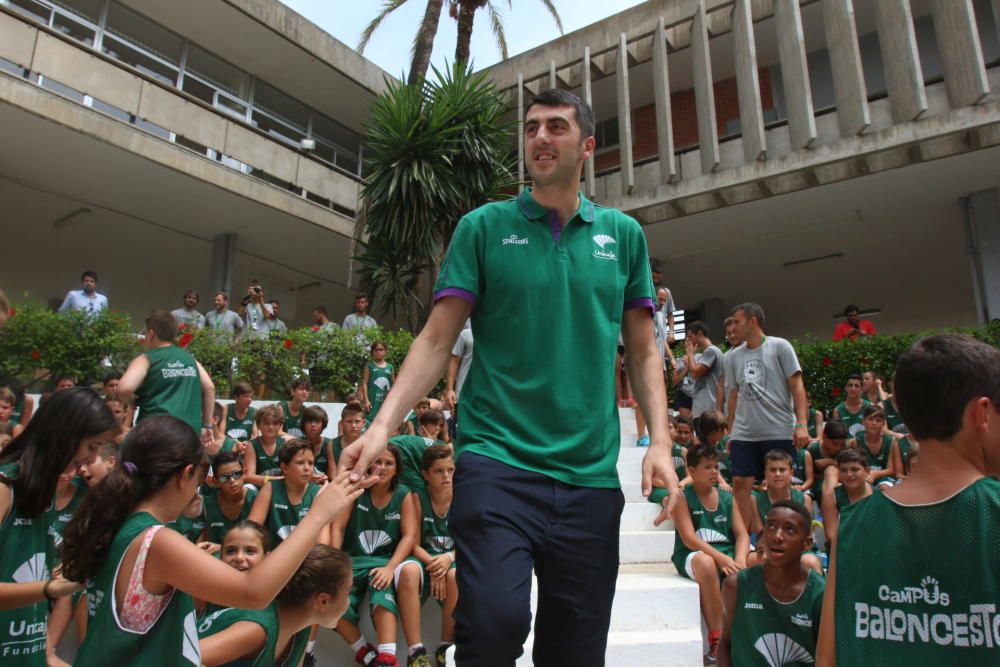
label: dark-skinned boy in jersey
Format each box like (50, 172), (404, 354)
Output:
(817, 333), (1000, 666)
(719, 500), (824, 667)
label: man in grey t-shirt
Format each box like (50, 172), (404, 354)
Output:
(343, 292), (378, 330)
(724, 302), (810, 523)
(171, 290), (206, 330)
(683, 321), (723, 427)
(445, 323), (474, 410)
(204, 291), (243, 337)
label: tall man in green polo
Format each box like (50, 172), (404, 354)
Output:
(118, 309), (216, 447)
(339, 89), (680, 666)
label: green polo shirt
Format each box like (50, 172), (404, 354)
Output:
(433, 188), (654, 488)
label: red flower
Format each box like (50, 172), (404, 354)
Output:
(831, 387), (842, 398)
(311, 325), (320, 332)
(822, 357), (832, 366)
(178, 323), (187, 331)
(30, 349), (40, 361)
(7, 308), (14, 317)
(178, 332), (194, 348)
(284, 339), (293, 349)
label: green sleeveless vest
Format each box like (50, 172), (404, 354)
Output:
(76, 512), (201, 666)
(880, 398), (906, 432)
(135, 346), (203, 432)
(196, 602), (309, 666)
(168, 511), (206, 543)
(366, 362), (394, 418)
(835, 478), (1000, 664)
(225, 406), (256, 441)
(264, 480), (319, 546)
(835, 400), (870, 439)
(46, 481), (87, 570)
(251, 437), (285, 478)
(857, 434), (894, 472)
(0, 463), (49, 666)
(310, 437), (332, 477)
(671, 485), (735, 574)
(755, 488), (806, 527)
(391, 435), (438, 491)
(730, 565), (825, 667)
(203, 488), (257, 544)
(279, 401), (304, 439)
(415, 487), (453, 555)
(344, 485), (410, 570)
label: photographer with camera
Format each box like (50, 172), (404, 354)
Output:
(240, 279), (276, 341)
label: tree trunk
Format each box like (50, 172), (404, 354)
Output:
(454, 1), (476, 68)
(408, 0), (444, 86)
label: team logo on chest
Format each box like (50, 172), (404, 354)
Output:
(502, 234), (529, 246)
(592, 234), (617, 261)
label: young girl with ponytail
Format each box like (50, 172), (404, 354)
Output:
(0, 387), (115, 666)
(60, 415), (362, 666)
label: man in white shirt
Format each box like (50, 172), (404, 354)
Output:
(58, 270), (108, 315)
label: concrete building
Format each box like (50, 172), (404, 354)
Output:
(0, 0), (385, 325)
(485, 0), (1000, 340)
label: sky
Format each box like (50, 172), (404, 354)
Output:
(278, 0), (647, 78)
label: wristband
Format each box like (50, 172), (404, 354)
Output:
(263, 475), (271, 484)
(42, 579), (55, 602)
(202, 425), (214, 430)
(795, 423), (807, 428)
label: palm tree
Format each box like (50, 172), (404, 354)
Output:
(449, 0), (563, 67)
(358, 0), (445, 86)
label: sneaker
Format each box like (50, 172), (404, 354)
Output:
(637, 435), (651, 447)
(375, 653), (399, 667)
(705, 634), (721, 665)
(434, 645), (450, 667)
(355, 643), (378, 666)
(303, 652), (316, 667)
(407, 648), (432, 667)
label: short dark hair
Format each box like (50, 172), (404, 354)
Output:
(862, 404), (886, 421)
(525, 89), (595, 140)
(675, 415), (693, 429)
(768, 499), (812, 532)
(289, 377), (311, 392)
(686, 321), (709, 338)
(340, 403), (365, 420)
(313, 306), (327, 316)
(697, 410), (727, 439)
(419, 409), (445, 427)
(269, 299), (280, 307)
(81, 270), (97, 282)
(102, 371), (123, 385)
(145, 310), (178, 342)
(183, 290), (199, 301)
(231, 381), (253, 398)
(844, 304), (860, 316)
(731, 302), (765, 327)
(355, 292), (368, 301)
(212, 450), (242, 474)
(214, 291), (229, 301)
(421, 444), (453, 471)
(846, 373), (863, 384)
(894, 333), (1000, 441)
(823, 421), (849, 440)
(301, 405), (328, 429)
(836, 447), (868, 468)
(764, 448), (794, 466)
(279, 438), (314, 466)
(686, 443), (719, 469)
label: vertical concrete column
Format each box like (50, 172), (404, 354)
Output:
(732, 0), (766, 162)
(874, 0), (927, 122)
(549, 60), (557, 90)
(822, 0), (871, 137)
(616, 32), (635, 196)
(699, 298), (724, 346)
(652, 17), (677, 183)
(964, 189), (1000, 323)
(692, 1), (720, 174)
(929, 0), (989, 108)
(517, 73), (525, 194)
(582, 47), (596, 197)
(210, 233), (237, 297)
(774, 0), (817, 150)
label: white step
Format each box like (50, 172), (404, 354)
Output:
(514, 628), (704, 666)
(622, 481), (645, 502)
(620, 501), (673, 531)
(619, 530), (676, 563)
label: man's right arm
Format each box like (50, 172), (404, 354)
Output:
(118, 354), (151, 406)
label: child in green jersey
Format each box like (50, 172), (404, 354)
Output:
(671, 444), (751, 664)
(301, 405), (334, 482)
(819, 334), (1000, 666)
(200, 543), (352, 666)
(224, 382), (258, 442)
(279, 378), (310, 439)
(60, 416), (361, 667)
(397, 445), (458, 667)
(219, 520), (268, 572)
(0, 387), (24, 438)
(675, 415), (696, 447)
(807, 422), (848, 503)
(332, 445), (418, 667)
(392, 409), (449, 492)
(249, 440), (328, 547)
(719, 500), (825, 667)
(820, 449), (872, 547)
(333, 403), (367, 469)
(404, 398), (431, 436)
(246, 404), (287, 489)
(831, 374), (870, 440)
(202, 452), (258, 548)
(207, 402), (242, 463)
(747, 450), (821, 574)
(848, 405), (899, 488)
(361, 341), (396, 421)
(0, 388), (115, 667)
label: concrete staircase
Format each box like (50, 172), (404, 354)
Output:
(318, 408), (704, 666)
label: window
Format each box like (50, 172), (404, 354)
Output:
(252, 79), (309, 135)
(51, 10), (96, 46)
(185, 44), (250, 101)
(102, 2), (183, 85)
(312, 111), (362, 172)
(52, 0), (103, 22)
(595, 117), (620, 151)
(7, 0), (51, 23)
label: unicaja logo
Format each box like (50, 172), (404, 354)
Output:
(878, 576), (951, 607)
(592, 234), (616, 249)
(592, 234), (618, 261)
(502, 234), (528, 246)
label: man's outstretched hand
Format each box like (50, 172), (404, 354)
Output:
(338, 425), (390, 488)
(642, 441), (680, 526)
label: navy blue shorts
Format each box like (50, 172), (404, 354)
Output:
(450, 453), (625, 667)
(729, 439), (795, 479)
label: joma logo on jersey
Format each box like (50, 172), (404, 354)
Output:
(878, 576), (951, 607)
(744, 602), (764, 610)
(13, 518), (31, 526)
(502, 235), (529, 246)
(274, 504), (289, 510)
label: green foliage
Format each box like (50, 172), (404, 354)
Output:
(0, 300), (140, 388)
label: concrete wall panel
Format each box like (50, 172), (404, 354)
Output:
(31, 33), (141, 114)
(0, 11), (37, 69)
(295, 156), (359, 210)
(224, 122), (298, 183)
(138, 82), (227, 149)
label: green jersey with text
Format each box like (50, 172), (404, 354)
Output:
(135, 346), (203, 432)
(343, 485), (410, 570)
(0, 463), (49, 666)
(415, 487), (453, 555)
(250, 437), (286, 478)
(278, 401), (304, 438)
(168, 512), (206, 543)
(265, 480), (319, 546)
(835, 477), (1000, 664)
(834, 400), (871, 440)
(731, 565), (824, 667)
(76, 513), (200, 666)
(46, 480), (87, 570)
(856, 434), (894, 472)
(754, 488), (806, 527)
(202, 488), (257, 544)
(366, 362), (394, 419)
(671, 485), (735, 575)
(225, 405), (256, 440)
(196, 602), (308, 667)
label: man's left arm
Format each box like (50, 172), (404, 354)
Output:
(196, 361), (216, 447)
(622, 308), (679, 511)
